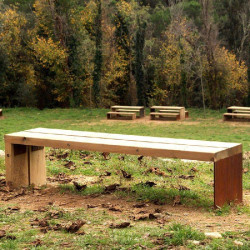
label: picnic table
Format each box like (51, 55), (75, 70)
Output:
(224, 106), (250, 121)
(107, 106), (145, 120)
(150, 106), (186, 121)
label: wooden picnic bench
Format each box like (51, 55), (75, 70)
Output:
(224, 106), (250, 121)
(5, 128), (242, 207)
(107, 111), (136, 120)
(150, 106), (186, 121)
(109, 106), (145, 119)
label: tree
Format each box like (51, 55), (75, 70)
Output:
(92, 0), (102, 107)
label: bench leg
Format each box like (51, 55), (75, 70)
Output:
(5, 143), (46, 188)
(140, 109), (144, 118)
(179, 108), (185, 120)
(214, 153), (242, 208)
(29, 146), (46, 187)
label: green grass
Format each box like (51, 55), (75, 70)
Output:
(0, 107), (249, 150)
(165, 223), (205, 246)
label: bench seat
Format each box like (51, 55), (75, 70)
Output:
(107, 111), (136, 120)
(224, 113), (250, 121)
(150, 112), (180, 120)
(158, 110), (189, 118)
(5, 128), (243, 207)
(116, 109), (140, 112)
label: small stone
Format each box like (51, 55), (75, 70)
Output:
(0, 150), (4, 158)
(234, 240), (243, 246)
(205, 232), (222, 239)
(188, 240), (200, 245)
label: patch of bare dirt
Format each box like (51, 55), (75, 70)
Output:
(0, 186), (249, 233)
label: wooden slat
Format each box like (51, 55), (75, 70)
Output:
(159, 110), (179, 113)
(5, 129), (242, 162)
(151, 106), (184, 110)
(116, 109), (140, 112)
(24, 128), (241, 149)
(227, 106), (250, 111)
(224, 113), (250, 118)
(107, 112), (136, 116)
(150, 112), (179, 116)
(111, 106), (144, 109)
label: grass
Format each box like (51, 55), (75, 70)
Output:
(0, 108), (249, 249)
(165, 223), (205, 246)
(0, 107), (249, 150)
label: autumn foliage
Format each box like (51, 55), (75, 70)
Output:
(0, 0), (249, 109)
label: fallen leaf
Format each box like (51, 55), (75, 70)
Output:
(105, 184), (120, 193)
(121, 170), (132, 179)
(109, 206), (122, 212)
(65, 220), (86, 233)
(149, 213), (158, 220)
(166, 168), (173, 174)
(73, 182), (87, 191)
(6, 235), (16, 240)
(179, 175), (195, 180)
(118, 155), (125, 161)
(103, 171), (111, 176)
(87, 204), (98, 208)
(109, 222), (130, 229)
(8, 206), (20, 211)
(0, 179), (6, 186)
(47, 211), (64, 219)
(190, 167), (198, 172)
(134, 215), (148, 221)
(52, 224), (63, 231)
(64, 161), (75, 169)
(83, 161), (92, 165)
(102, 152), (110, 160)
(155, 208), (161, 213)
(47, 173), (72, 184)
(146, 167), (166, 176)
(138, 155), (144, 163)
(31, 239), (42, 247)
(57, 152), (69, 159)
(0, 230), (6, 239)
(145, 181), (156, 187)
(30, 218), (49, 227)
(178, 185), (190, 191)
(173, 195), (181, 206)
(133, 203), (147, 208)
(33, 207), (48, 212)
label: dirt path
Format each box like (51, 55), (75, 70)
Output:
(1, 186), (249, 233)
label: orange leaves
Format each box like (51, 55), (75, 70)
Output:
(32, 37), (67, 68)
(215, 47), (248, 95)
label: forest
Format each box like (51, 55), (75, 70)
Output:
(0, 0), (249, 109)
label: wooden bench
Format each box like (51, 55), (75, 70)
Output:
(107, 111), (136, 120)
(224, 106), (250, 121)
(150, 106), (186, 121)
(158, 110), (189, 118)
(5, 128), (242, 208)
(150, 112), (180, 120)
(111, 106), (145, 118)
